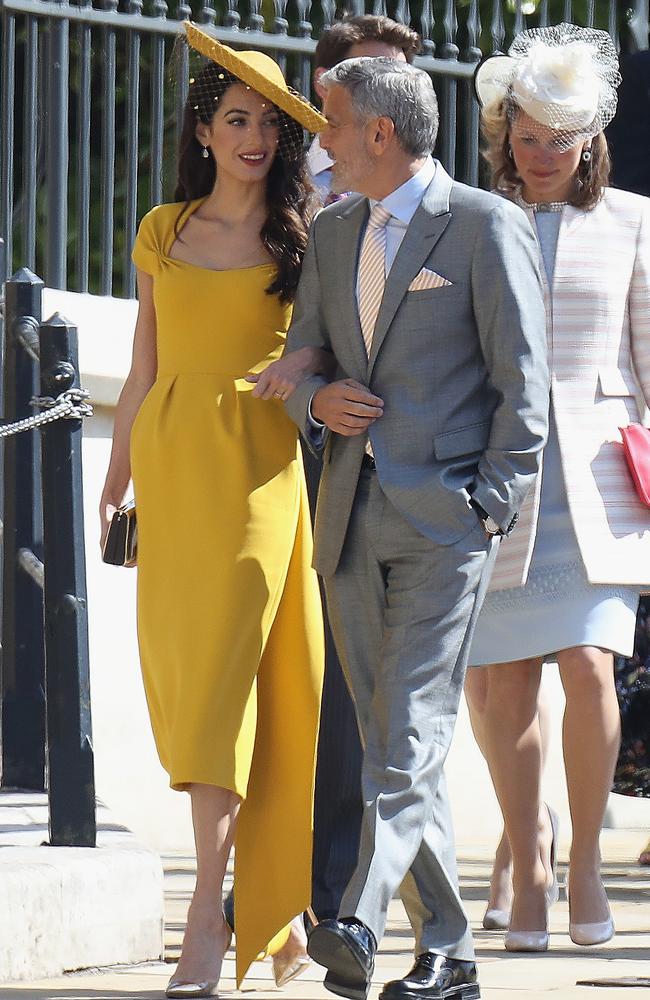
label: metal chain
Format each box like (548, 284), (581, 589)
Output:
(0, 388), (93, 438)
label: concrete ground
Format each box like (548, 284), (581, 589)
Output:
(1, 828), (647, 1000)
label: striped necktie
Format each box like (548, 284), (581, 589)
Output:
(358, 203), (391, 459)
(358, 203), (392, 356)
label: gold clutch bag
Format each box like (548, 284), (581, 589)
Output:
(102, 499), (137, 566)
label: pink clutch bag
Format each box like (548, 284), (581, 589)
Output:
(620, 424), (650, 507)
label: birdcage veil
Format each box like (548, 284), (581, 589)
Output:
(474, 22), (621, 151)
(171, 24), (325, 165)
(171, 40), (304, 164)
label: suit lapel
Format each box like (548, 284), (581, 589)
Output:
(333, 196), (369, 379)
(367, 166), (453, 377)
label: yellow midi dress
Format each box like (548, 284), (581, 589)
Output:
(130, 201), (324, 984)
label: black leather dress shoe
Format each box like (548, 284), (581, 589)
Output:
(308, 918), (376, 1000)
(379, 953), (480, 1000)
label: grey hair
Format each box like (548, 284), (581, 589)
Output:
(320, 56), (438, 157)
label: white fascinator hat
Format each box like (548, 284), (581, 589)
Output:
(474, 22), (620, 145)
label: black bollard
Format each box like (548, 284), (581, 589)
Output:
(39, 312), (96, 848)
(1, 267), (46, 792)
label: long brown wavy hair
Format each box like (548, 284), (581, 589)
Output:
(481, 96), (610, 211)
(174, 64), (315, 304)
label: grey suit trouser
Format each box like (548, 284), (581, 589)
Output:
(324, 467), (499, 960)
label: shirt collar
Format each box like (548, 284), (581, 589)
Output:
(307, 135), (335, 178)
(370, 156), (436, 225)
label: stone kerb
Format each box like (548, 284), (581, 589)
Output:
(0, 791), (164, 983)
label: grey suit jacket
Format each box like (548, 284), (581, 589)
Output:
(285, 163), (550, 578)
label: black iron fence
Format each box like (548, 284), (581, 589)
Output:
(1, 265), (96, 848)
(1, 0), (647, 299)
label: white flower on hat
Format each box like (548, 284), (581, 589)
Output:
(512, 39), (601, 130)
(474, 23), (621, 148)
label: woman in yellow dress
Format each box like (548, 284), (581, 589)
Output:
(100, 25), (326, 998)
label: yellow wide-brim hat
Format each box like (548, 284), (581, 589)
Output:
(184, 22), (327, 133)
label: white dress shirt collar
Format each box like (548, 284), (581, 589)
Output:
(369, 156), (436, 225)
(307, 135), (335, 178)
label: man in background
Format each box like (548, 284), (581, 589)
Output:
(308, 16), (420, 203)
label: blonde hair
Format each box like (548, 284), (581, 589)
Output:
(481, 98), (610, 211)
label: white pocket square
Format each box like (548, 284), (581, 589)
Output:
(408, 267), (453, 291)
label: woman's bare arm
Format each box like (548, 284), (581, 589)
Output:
(246, 346), (336, 400)
(99, 268), (157, 548)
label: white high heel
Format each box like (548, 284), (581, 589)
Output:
(503, 886), (549, 953)
(566, 875), (614, 946)
(484, 803), (559, 935)
(483, 908), (510, 931)
(504, 929), (549, 952)
(569, 918), (615, 947)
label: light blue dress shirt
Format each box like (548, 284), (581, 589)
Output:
(358, 155), (436, 299)
(307, 135), (335, 202)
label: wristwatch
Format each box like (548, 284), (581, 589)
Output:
(469, 498), (502, 536)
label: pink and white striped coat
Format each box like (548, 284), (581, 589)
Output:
(489, 187), (650, 590)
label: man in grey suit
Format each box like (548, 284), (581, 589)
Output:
(284, 58), (549, 1000)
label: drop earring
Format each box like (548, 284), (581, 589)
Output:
(201, 145), (210, 159)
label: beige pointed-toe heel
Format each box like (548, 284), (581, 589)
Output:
(166, 919), (232, 998)
(166, 980), (220, 998)
(272, 912), (314, 988)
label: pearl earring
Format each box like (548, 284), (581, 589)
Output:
(201, 145), (210, 159)
(582, 148), (592, 163)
